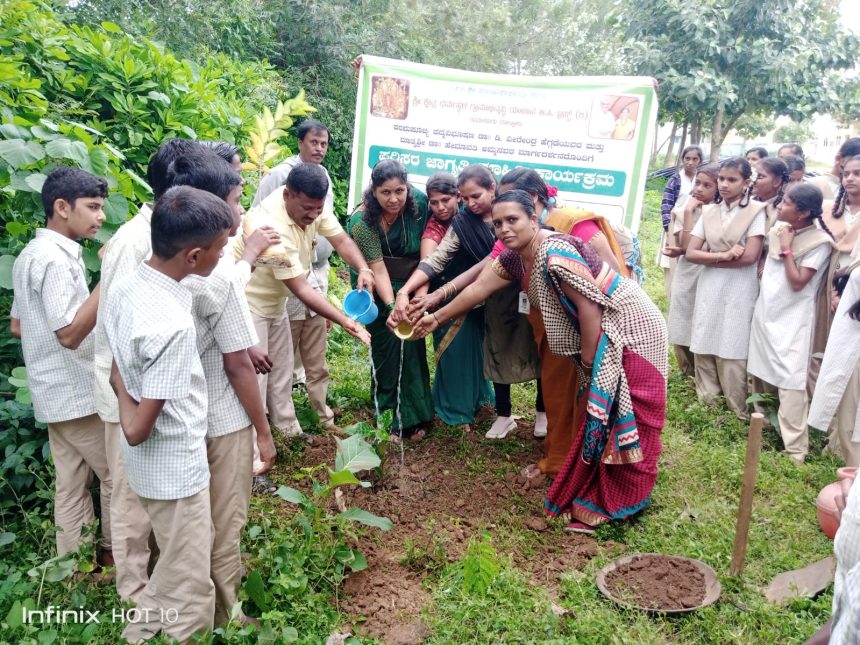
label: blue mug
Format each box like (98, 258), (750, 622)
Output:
(343, 289), (378, 324)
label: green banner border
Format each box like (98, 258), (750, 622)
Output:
(349, 57), (657, 230)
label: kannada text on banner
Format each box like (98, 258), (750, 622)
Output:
(349, 56), (658, 232)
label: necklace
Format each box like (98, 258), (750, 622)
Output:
(381, 211), (402, 256)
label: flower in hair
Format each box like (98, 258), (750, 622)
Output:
(546, 185), (559, 198)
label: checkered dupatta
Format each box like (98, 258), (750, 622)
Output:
(536, 236), (644, 466)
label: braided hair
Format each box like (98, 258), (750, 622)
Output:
(757, 157), (789, 208)
(361, 159), (418, 230)
(695, 163), (722, 204)
(720, 156), (754, 207)
(831, 154), (860, 219)
(784, 183), (833, 239)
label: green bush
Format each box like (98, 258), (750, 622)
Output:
(0, 0), (306, 522)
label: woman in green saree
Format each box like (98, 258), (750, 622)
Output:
(405, 171), (493, 431)
(347, 160), (434, 438)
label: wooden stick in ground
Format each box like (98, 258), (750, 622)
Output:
(730, 412), (764, 577)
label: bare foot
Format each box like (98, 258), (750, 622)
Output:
(462, 423), (471, 433)
(409, 429), (426, 442)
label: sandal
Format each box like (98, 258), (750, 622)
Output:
(252, 475), (277, 495)
(521, 464), (543, 479)
(564, 520), (595, 535)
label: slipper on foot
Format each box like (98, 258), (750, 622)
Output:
(485, 416), (517, 439)
(252, 475), (277, 495)
(533, 411), (548, 438)
(564, 520), (595, 535)
(521, 464), (543, 479)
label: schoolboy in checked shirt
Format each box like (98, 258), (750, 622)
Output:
(167, 150), (276, 626)
(105, 186), (233, 644)
(10, 167), (112, 563)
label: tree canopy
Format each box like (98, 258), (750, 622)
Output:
(615, 0), (859, 159)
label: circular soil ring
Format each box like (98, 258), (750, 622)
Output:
(595, 553), (721, 614)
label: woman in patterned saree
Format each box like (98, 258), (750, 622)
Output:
(347, 160), (434, 439)
(412, 191), (667, 532)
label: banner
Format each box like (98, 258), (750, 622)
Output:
(349, 56), (658, 232)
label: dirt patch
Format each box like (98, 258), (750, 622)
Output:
(277, 419), (605, 643)
(604, 554), (706, 610)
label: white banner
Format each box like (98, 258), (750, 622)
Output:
(349, 56), (658, 232)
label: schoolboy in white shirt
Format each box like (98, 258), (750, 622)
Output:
(168, 150), (277, 625)
(11, 166), (113, 563)
(105, 186), (233, 643)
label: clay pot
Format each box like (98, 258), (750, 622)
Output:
(816, 467), (858, 539)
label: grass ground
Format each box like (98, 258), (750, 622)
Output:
(0, 182), (840, 644)
(319, 182), (838, 644)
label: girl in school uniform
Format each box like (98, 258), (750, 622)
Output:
(753, 157), (789, 231)
(809, 266), (860, 466)
(685, 157), (766, 420)
(664, 163), (720, 377)
(747, 184), (834, 464)
(824, 155), (860, 286)
(660, 146), (703, 297)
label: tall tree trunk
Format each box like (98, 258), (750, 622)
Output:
(709, 107), (725, 161)
(676, 121), (689, 167)
(690, 118), (700, 145)
(664, 121), (678, 168)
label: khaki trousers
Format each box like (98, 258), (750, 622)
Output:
(289, 316), (334, 426)
(251, 311), (298, 434)
(693, 354), (750, 421)
(206, 428), (253, 626)
(122, 487), (214, 645)
(751, 377), (809, 461)
(105, 421), (153, 602)
(46, 413), (111, 556)
(674, 344), (695, 379)
(827, 364), (860, 468)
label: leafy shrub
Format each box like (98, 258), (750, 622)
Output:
(0, 0), (312, 523)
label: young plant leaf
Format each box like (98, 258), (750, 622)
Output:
(274, 486), (307, 505)
(340, 507), (393, 531)
(328, 468), (361, 488)
(244, 570), (270, 612)
(334, 435), (381, 474)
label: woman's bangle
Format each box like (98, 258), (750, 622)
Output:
(780, 248), (792, 257)
(432, 312), (443, 326)
(582, 359), (594, 370)
(359, 267), (374, 274)
(385, 301), (395, 312)
(395, 291), (409, 300)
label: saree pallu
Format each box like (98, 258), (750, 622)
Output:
(497, 234), (667, 526)
(530, 212), (626, 477)
(347, 190), (434, 432)
(432, 304), (494, 425)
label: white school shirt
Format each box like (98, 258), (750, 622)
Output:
(831, 479), (860, 644)
(104, 262), (209, 500)
(747, 241), (831, 390)
(93, 203), (153, 423)
(689, 201), (766, 359)
(184, 257), (259, 438)
(809, 269), (860, 436)
(11, 229), (97, 423)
